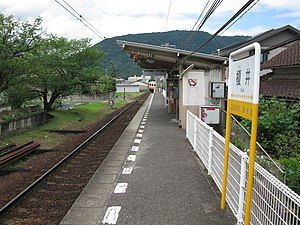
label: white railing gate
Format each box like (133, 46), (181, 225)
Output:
(186, 110), (300, 225)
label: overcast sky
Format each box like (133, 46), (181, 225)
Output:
(1, 0), (300, 44)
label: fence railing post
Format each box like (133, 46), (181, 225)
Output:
(208, 127), (213, 175)
(186, 111), (189, 138)
(193, 117), (197, 150)
(237, 153), (247, 223)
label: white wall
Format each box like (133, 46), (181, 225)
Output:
(179, 69), (222, 129)
(261, 47), (287, 76)
(183, 71), (205, 106)
(116, 84), (140, 93)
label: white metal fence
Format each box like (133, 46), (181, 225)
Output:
(186, 110), (300, 225)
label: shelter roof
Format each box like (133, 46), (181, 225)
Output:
(116, 40), (227, 71)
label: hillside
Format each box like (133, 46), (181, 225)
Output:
(95, 30), (250, 78)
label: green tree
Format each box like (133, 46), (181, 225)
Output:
(108, 62), (116, 78)
(280, 156), (300, 194)
(99, 75), (116, 93)
(107, 62), (116, 91)
(4, 84), (38, 109)
(0, 14), (42, 92)
(241, 97), (300, 157)
(240, 97), (300, 193)
(30, 36), (103, 111)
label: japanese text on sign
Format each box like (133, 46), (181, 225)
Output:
(229, 55), (256, 104)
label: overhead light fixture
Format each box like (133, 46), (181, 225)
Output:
(146, 58), (155, 64)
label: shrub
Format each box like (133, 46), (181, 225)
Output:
(280, 155), (300, 194)
(241, 97), (300, 157)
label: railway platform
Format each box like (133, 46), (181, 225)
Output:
(60, 93), (235, 225)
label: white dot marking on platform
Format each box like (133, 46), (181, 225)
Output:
(141, 121), (146, 125)
(136, 133), (143, 138)
(114, 183), (128, 194)
(122, 167), (133, 175)
(142, 119), (147, 122)
(134, 139), (141, 144)
(138, 129), (144, 133)
(140, 125), (145, 129)
(127, 155), (136, 161)
(131, 146), (139, 152)
(102, 206), (121, 224)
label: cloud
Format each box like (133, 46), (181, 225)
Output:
(0, 0), (299, 44)
(260, 0), (300, 10)
(1, 0), (49, 20)
(220, 26), (270, 37)
(276, 11), (300, 19)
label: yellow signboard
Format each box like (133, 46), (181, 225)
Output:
(228, 99), (254, 120)
(221, 43), (261, 225)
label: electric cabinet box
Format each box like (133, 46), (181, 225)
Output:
(200, 106), (220, 124)
(209, 81), (226, 98)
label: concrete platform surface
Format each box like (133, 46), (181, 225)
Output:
(60, 93), (235, 225)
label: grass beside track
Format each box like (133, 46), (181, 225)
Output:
(0, 93), (142, 149)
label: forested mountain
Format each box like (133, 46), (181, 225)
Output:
(95, 30), (250, 78)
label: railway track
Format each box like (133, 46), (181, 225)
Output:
(0, 144), (16, 154)
(0, 142), (40, 169)
(0, 93), (148, 225)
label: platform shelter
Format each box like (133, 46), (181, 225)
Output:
(116, 40), (228, 129)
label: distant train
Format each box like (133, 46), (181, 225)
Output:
(148, 81), (157, 93)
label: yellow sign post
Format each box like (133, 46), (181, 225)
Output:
(220, 43), (261, 225)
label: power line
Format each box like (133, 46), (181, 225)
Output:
(184, 0), (258, 60)
(196, 0), (223, 31)
(219, 0), (259, 36)
(165, 0), (172, 31)
(182, 0), (223, 49)
(191, 0), (212, 30)
(54, 0), (105, 39)
(54, 0), (81, 22)
(61, 0), (105, 39)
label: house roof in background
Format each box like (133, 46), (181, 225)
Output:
(261, 40), (300, 69)
(260, 76), (300, 100)
(219, 25), (300, 56)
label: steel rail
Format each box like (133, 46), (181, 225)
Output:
(0, 94), (147, 215)
(0, 143), (40, 168)
(0, 143), (16, 154)
(0, 141), (33, 157)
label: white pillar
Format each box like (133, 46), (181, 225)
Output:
(193, 117), (197, 150)
(208, 127), (214, 175)
(237, 153), (247, 223)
